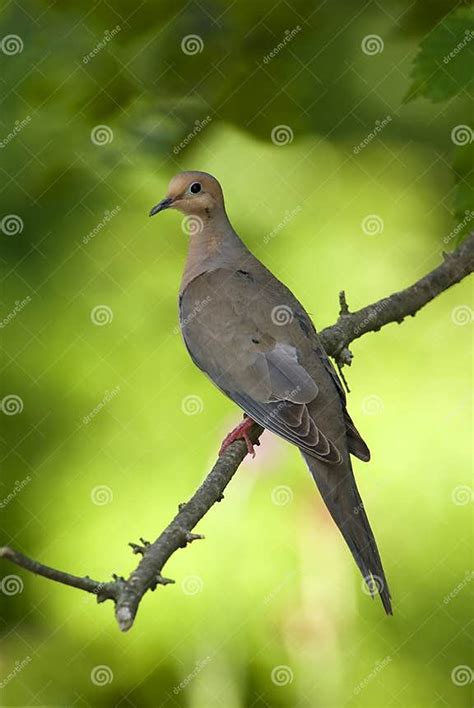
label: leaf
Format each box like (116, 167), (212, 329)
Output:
(452, 140), (474, 246)
(405, 6), (474, 103)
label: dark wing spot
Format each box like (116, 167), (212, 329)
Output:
(236, 269), (254, 281)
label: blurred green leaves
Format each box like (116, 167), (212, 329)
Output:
(405, 5), (474, 243)
(1, 2), (473, 706)
(405, 6), (473, 103)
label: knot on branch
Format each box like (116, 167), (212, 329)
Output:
(150, 574), (175, 591)
(176, 527), (205, 548)
(129, 538), (151, 556)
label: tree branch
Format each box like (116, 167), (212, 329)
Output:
(320, 233), (474, 364)
(1, 235), (472, 631)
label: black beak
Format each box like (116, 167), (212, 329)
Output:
(149, 197), (173, 216)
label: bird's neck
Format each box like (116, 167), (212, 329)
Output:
(180, 208), (247, 293)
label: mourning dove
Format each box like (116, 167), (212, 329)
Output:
(150, 171), (392, 614)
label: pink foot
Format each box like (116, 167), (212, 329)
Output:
(219, 416), (258, 458)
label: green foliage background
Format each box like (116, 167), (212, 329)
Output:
(1, 1), (472, 706)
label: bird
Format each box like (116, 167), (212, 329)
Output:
(150, 170), (392, 614)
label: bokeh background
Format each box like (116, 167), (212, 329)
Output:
(1, 1), (473, 706)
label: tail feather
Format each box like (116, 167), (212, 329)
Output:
(302, 451), (392, 614)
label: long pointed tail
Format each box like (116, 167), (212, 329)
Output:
(302, 451), (392, 614)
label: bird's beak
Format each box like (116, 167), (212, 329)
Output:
(149, 197), (174, 216)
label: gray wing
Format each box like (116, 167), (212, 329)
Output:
(180, 268), (349, 464)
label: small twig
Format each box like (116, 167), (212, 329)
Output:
(1, 424), (263, 631)
(320, 233), (474, 359)
(1, 235), (472, 631)
(0, 546), (119, 602)
(339, 290), (351, 316)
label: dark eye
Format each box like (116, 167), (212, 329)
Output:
(190, 182), (201, 194)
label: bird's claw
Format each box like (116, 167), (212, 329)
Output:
(219, 417), (258, 458)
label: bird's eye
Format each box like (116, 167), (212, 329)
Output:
(190, 182), (201, 194)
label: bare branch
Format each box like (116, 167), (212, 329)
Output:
(1, 424), (263, 632)
(320, 233), (474, 363)
(1, 235), (472, 631)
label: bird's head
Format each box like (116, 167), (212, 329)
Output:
(149, 171), (225, 219)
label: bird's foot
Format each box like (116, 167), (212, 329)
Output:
(219, 416), (258, 458)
